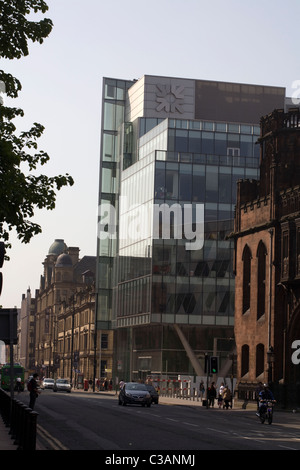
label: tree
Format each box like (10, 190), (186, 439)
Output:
(0, 0), (74, 251)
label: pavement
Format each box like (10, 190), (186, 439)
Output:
(0, 390), (258, 451)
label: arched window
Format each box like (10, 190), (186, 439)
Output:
(242, 245), (251, 314)
(241, 344), (249, 377)
(257, 241), (267, 320)
(256, 343), (265, 377)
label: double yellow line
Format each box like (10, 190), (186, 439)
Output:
(37, 424), (69, 450)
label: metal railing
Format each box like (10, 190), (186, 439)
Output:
(0, 388), (38, 450)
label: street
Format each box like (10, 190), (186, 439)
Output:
(17, 389), (300, 452)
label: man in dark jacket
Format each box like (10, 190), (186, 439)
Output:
(207, 382), (217, 407)
(28, 373), (40, 410)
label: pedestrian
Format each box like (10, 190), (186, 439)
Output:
(223, 385), (232, 409)
(218, 382), (225, 408)
(199, 381), (205, 401)
(207, 382), (217, 407)
(28, 373), (40, 410)
(88, 378), (93, 391)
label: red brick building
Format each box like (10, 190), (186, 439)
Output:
(233, 108), (300, 405)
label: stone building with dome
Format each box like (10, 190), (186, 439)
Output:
(34, 239), (113, 386)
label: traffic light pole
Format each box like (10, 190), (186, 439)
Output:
(205, 354), (219, 409)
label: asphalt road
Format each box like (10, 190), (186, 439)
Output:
(17, 389), (300, 452)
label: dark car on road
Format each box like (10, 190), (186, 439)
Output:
(145, 384), (159, 404)
(118, 382), (152, 407)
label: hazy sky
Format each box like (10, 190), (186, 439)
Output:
(1, 0), (300, 308)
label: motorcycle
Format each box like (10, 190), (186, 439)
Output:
(258, 400), (275, 424)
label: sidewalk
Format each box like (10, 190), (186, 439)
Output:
(0, 417), (17, 450)
(0, 391), (257, 450)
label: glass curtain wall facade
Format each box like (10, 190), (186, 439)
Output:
(96, 78), (133, 330)
(97, 76), (285, 381)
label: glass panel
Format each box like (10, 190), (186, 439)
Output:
(192, 165), (205, 202)
(240, 134), (253, 157)
(115, 104), (124, 130)
(179, 164), (192, 201)
(165, 164), (179, 199)
(240, 124), (252, 134)
(203, 121), (214, 131)
(228, 123), (239, 133)
(219, 171), (232, 203)
(175, 130), (188, 152)
(202, 132), (214, 153)
(203, 279), (216, 315)
(215, 122), (226, 132)
(228, 133), (240, 148)
(214, 133), (227, 155)
(102, 133), (116, 161)
(101, 165), (116, 193)
(104, 79), (117, 99)
(104, 102), (115, 131)
(168, 129), (175, 152)
(206, 166), (218, 202)
(188, 130), (201, 153)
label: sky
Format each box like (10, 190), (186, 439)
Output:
(1, 0), (300, 308)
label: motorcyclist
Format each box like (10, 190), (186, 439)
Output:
(256, 383), (275, 417)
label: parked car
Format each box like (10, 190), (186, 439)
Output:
(41, 378), (55, 389)
(118, 382), (152, 407)
(145, 384), (159, 404)
(53, 379), (71, 393)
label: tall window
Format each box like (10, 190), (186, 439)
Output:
(256, 343), (265, 377)
(242, 245), (251, 314)
(257, 241), (267, 320)
(241, 344), (249, 377)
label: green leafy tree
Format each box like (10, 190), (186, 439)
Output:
(0, 0), (74, 251)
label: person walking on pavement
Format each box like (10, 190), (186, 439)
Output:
(218, 382), (225, 408)
(199, 381), (205, 401)
(223, 385), (232, 409)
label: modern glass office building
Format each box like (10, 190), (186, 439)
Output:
(96, 75), (286, 381)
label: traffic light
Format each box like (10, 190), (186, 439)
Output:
(210, 356), (219, 374)
(0, 242), (4, 296)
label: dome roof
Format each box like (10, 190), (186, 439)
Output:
(48, 239), (68, 256)
(55, 253), (73, 268)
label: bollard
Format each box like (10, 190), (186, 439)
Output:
(16, 403), (29, 449)
(26, 411), (38, 450)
